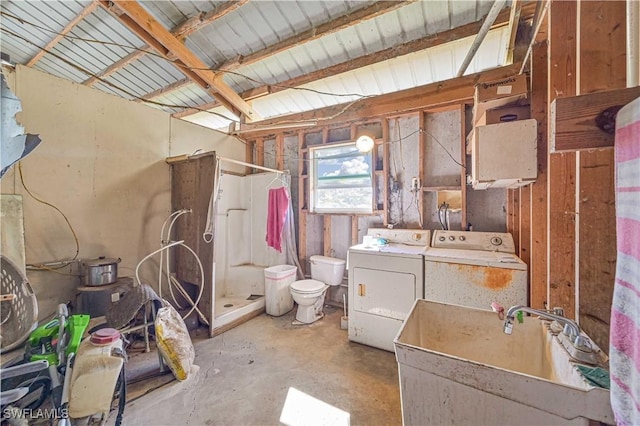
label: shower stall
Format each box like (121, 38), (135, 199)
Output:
(213, 171), (287, 332)
(170, 153), (290, 337)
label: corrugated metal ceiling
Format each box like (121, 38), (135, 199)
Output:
(0, 0), (524, 130)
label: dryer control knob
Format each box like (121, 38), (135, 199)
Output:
(439, 236), (445, 242)
(449, 236), (455, 241)
(490, 237), (503, 246)
(459, 236), (466, 241)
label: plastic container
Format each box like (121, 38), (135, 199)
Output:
(264, 265), (297, 316)
(68, 328), (124, 419)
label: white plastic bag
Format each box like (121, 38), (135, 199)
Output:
(154, 301), (195, 381)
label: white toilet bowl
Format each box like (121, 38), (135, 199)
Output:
(290, 279), (328, 323)
(289, 255), (345, 324)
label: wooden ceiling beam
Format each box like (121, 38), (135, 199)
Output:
(86, 0), (246, 87)
(172, 0), (247, 40)
(26, 1), (100, 67)
(104, 0), (256, 120)
(169, 2), (536, 119)
(217, 0), (415, 72)
(236, 63), (523, 138)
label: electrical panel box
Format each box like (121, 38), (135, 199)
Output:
(470, 119), (538, 190)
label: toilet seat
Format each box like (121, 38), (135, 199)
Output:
(291, 279), (325, 293)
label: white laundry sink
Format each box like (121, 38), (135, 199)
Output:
(394, 300), (614, 425)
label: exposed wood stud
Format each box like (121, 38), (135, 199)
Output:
(351, 216), (358, 247)
(530, 38), (549, 310)
(459, 104), (467, 228)
(245, 140), (254, 174)
(382, 118), (390, 226)
(547, 0), (577, 318)
(255, 138), (264, 168)
(576, 0), (625, 352)
(27, 1), (100, 67)
(323, 216), (332, 257)
(418, 111), (426, 227)
(519, 185), (532, 270)
(275, 134), (284, 171)
(297, 131), (307, 274)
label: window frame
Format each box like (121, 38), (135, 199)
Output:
(309, 141), (374, 215)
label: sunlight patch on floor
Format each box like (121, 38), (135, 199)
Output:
(280, 387), (350, 426)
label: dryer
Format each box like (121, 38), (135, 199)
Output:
(348, 229), (430, 352)
(424, 230), (527, 310)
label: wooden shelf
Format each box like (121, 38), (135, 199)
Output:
(422, 186), (461, 192)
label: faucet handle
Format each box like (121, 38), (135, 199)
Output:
(573, 335), (593, 353)
(563, 323), (577, 339)
(552, 307), (565, 317)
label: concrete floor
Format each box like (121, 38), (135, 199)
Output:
(114, 305), (402, 425)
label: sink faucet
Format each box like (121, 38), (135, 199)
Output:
(503, 305), (601, 365)
(503, 305), (580, 338)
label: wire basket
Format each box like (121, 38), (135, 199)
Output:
(1, 255), (38, 353)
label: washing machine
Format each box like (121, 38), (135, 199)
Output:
(348, 229), (430, 352)
(424, 230), (527, 311)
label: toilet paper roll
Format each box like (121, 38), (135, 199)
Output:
(340, 315), (348, 330)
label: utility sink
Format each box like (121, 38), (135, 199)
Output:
(394, 300), (614, 425)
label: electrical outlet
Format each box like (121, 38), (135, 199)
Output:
(411, 177), (420, 192)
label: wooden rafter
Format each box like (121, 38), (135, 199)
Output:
(169, 2), (536, 119)
(101, 0), (256, 120)
(26, 1), (100, 67)
(504, 0), (522, 64)
(217, 0), (415, 72)
(85, 0), (246, 87)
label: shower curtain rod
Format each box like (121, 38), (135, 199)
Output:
(216, 155), (288, 174)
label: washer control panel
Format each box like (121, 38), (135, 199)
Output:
(431, 230), (515, 253)
(366, 228), (431, 246)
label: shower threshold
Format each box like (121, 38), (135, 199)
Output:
(213, 294), (265, 336)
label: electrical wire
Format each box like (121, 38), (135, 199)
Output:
(0, 28), (240, 123)
(422, 129), (465, 169)
(17, 162), (80, 268)
(0, 11), (372, 111)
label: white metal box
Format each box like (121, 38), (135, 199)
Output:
(471, 118), (538, 190)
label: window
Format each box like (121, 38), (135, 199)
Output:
(309, 142), (373, 214)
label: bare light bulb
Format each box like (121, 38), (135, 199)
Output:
(355, 134), (374, 152)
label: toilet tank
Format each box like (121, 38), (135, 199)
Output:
(309, 255), (346, 286)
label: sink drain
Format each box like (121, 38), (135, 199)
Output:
(224, 303), (233, 308)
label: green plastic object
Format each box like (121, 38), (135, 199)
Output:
(66, 314), (90, 356)
(27, 314), (91, 365)
(28, 318), (60, 365)
(516, 311), (524, 324)
(28, 318), (59, 346)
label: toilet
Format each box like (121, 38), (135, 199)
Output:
(289, 255), (345, 324)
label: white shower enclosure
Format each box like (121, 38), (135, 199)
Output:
(213, 171), (287, 331)
(170, 153), (289, 337)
